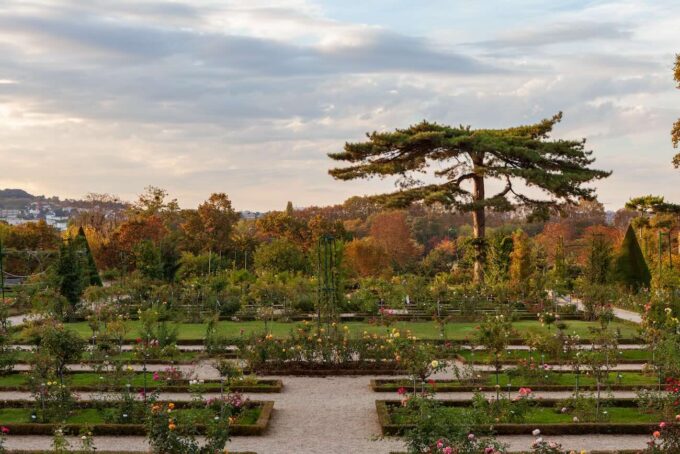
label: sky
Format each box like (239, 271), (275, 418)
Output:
(0, 0), (678, 212)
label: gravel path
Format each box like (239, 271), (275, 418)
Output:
(557, 296), (642, 324)
(2, 372), (651, 453)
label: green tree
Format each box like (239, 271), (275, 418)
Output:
(56, 239), (84, 313)
(612, 224), (651, 290)
(328, 113), (610, 283)
(253, 238), (307, 274)
(485, 233), (513, 285)
(134, 239), (163, 280)
(75, 226), (102, 287)
(584, 233), (613, 285)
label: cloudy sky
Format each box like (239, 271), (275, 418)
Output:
(0, 0), (678, 211)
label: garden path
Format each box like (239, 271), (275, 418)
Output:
(2, 368), (650, 453)
(557, 296), (642, 324)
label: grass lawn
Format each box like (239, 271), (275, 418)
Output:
(0, 372), (269, 391)
(378, 371), (661, 390)
(488, 371), (659, 387)
(13, 350), (202, 363)
(36, 319), (639, 342)
(0, 406), (260, 425)
(458, 348), (652, 363)
(389, 405), (659, 425)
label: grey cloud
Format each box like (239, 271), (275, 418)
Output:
(472, 21), (633, 49)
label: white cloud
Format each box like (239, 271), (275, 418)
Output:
(0, 0), (678, 210)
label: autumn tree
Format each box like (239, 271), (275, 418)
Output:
(369, 211), (423, 270)
(328, 113), (610, 283)
(509, 230), (533, 291)
(672, 54), (680, 167)
(420, 239), (457, 276)
(181, 193), (239, 255)
(344, 237), (390, 277)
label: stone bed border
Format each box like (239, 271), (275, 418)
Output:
(0, 401), (274, 436)
(376, 399), (657, 436)
(370, 378), (662, 393)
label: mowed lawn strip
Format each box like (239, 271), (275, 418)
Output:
(28, 320), (639, 342)
(389, 405), (659, 425)
(0, 407), (261, 425)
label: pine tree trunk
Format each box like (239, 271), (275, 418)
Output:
(471, 173), (486, 284)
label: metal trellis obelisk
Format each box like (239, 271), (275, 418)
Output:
(316, 234), (338, 329)
(0, 238), (5, 306)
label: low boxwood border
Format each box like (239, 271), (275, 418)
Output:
(0, 401), (275, 436)
(370, 378), (661, 393)
(376, 400), (657, 436)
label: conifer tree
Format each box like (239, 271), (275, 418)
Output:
(57, 240), (84, 311)
(76, 226), (102, 287)
(612, 224), (651, 290)
(329, 113), (610, 283)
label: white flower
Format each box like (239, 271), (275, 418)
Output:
(532, 429), (541, 436)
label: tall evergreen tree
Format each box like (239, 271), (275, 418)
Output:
(485, 233), (513, 285)
(76, 226), (102, 287)
(328, 113), (610, 283)
(613, 224), (651, 290)
(57, 239), (84, 311)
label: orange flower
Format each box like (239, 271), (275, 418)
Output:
(168, 402), (175, 409)
(653, 431), (661, 438)
(168, 422), (176, 431)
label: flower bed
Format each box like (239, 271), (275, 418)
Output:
(457, 348), (652, 365)
(371, 371), (662, 392)
(376, 399), (660, 436)
(0, 372), (282, 393)
(0, 400), (274, 436)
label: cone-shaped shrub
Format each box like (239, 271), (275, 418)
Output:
(613, 224), (651, 290)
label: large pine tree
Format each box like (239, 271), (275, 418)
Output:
(329, 113), (610, 283)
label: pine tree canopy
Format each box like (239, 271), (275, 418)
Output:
(328, 113), (610, 218)
(626, 195), (680, 214)
(329, 113), (610, 283)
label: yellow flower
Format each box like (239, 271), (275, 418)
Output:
(431, 360), (439, 368)
(168, 402), (175, 409)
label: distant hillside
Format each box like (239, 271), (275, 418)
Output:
(0, 188), (37, 209)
